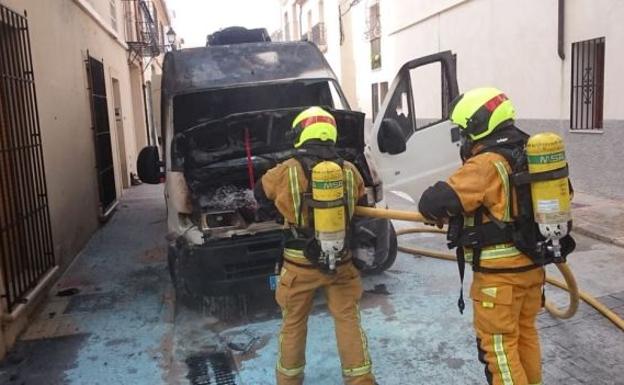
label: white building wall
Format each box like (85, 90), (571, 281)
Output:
(297, 0), (624, 198)
(340, 0), (623, 122)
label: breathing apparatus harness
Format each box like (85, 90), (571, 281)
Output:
(284, 144), (353, 274)
(448, 126), (576, 312)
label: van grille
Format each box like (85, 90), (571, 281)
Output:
(224, 257), (276, 280)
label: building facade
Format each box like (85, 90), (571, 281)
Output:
(279, 0), (624, 199)
(0, 0), (173, 357)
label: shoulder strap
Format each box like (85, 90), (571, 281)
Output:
(293, 155), (318, 186)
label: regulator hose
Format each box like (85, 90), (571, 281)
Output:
(354, 206), (624, 330)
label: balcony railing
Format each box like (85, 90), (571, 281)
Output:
(123, 0), (161, 57)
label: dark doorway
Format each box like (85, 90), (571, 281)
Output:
(86, 56), (117, 215)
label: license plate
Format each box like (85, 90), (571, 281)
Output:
(269, 275), (280, 291)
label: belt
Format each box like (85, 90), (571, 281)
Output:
(283, 248), (351, 269)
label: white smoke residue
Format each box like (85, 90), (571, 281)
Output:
(198, 185), (258, 211)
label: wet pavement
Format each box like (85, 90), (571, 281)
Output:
(1, 184), (623, 385)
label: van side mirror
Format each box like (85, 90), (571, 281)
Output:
(137, 146), (163, 184)
(377, 118), (407, 154)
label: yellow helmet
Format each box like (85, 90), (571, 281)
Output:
(449, 87), (516, 141)
(292, 107), (337, 148)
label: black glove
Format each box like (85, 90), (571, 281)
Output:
(418, 181), (463, 223)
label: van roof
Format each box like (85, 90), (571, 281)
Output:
(162, 41), (338, 96)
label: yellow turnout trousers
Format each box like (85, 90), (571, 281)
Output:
(471, 267), (545, 385)
(275, 261), (375, 385)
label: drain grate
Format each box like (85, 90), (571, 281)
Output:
(185, 352), (237, 385)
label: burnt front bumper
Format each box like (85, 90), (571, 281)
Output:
(170, 230), (285, 298)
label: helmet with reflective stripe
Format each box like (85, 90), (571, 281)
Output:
(449, 87), (516, 141)
(292, 106), (337, 148)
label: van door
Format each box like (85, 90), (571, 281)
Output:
(370, 51), (460, 204)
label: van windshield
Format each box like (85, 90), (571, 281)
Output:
(173, 79), (346, 132)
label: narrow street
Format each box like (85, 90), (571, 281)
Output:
(0, 185), (623, 385)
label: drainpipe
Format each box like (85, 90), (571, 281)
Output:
(558, 0), (565, 60)
(1, 266), (60, 323)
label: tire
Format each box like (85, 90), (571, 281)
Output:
(363, 221), (398, 275)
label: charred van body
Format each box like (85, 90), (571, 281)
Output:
(138, 35), (396, 316)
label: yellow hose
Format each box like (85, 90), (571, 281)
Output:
(356, 206), (624, 330)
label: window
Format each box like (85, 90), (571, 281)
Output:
(570, 37), (605, 130)
(123, 0), (135, 41)
(371, 81), (388, 121)
(173, 79), (346, 132)
(292, 3), (299, 39)
(410, 63), (446, 129)
(380, 81), (389, 102)
(380, 61), (452, 141)
(0, 4), (55, 312)
(284, 12), (290, 41)
(368, 3), (381, 69)
(381, 76), (412, 140)
(372, 83), (378, 120)
(110, 0), (118, 31)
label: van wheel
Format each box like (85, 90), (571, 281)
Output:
(364, 222), (398, 275)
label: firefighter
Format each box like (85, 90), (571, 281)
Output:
(418, 88), (550, 385)
(254, 107), (376, 385)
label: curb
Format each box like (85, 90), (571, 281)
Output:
(572, 226), (624, 249)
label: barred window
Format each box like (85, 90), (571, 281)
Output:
(570, 37), (605, 131)
(0, 5), (55, 312)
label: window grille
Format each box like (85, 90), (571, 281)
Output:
(570, 37), (605, 130)
(0, 5), (55, 312)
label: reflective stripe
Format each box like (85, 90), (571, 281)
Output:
(341, 303), (372, 377)
(493, 160), (511, 222)
(343, 363), (372, 377)
(462, 160), (520, 260)
(493, 334), (514, 385)
(465, 243), (521, 261)
(344, 168), (355, 217)
(283, 248), (314, 265)
(288, 166), (302, 225)
(276, 333), (306, 377)
(284, 248), (306, 259)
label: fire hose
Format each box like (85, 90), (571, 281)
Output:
(354, 206), (624, 330)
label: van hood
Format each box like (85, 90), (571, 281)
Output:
(172, 108), (365, 171)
